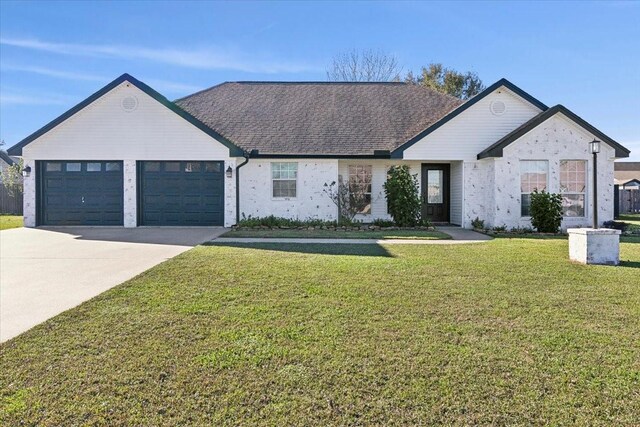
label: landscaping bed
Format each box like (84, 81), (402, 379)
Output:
(229, 215), (449, 239)
(223, 227), (450, 240)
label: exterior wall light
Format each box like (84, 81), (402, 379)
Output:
(226, 165), (233, 178)
(590, 139), (601, 228)
(22, 165), (31, 178)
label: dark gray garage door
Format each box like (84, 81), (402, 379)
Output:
(139, 161), (224, 226)
(39, 161), (123, 225)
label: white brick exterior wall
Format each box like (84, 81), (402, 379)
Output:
(22, 159), (36, 227)
(464, 113), (617, 229)
(239, 159), (339, 221)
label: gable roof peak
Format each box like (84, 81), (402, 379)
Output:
(477, 103), (630, 159)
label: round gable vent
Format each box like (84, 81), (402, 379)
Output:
(121, 96), (138, 112)
(490, 100), (506, 116)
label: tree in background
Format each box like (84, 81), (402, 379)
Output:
(326, 49), (402, 82)
(327, 50), (484, 99)
(405, 63), (485, 99)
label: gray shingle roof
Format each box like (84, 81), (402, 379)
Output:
(175, 82), (462, 156)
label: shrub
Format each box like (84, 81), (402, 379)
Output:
(471, 217), (485, 230)
(372, 218), (395, 227)
(323, 178), (370, 223)
(383, 165), (421, 227)
(492, 224), (507, 232)
(238, 215), (336, 228)
(419, 217), (433, 228)
(510, 226), (534, 234)
(529, 190), (563, 233)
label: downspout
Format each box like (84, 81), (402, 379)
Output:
(235, 152), (250, 224)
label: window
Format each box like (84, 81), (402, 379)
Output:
(164, 162), (180, 172)
(145, 162), (160, 172)
(205, 162), (221, 173)
(560, 160), (586, 217)
(185, 162), (201, 173)
(106, 162), (121, 172)
(427, 170), (444, 203)
(86, 163), (102, 172)
(46, 162), (61, 172)
(272, 162), (297, 198)
(520, 160), (548, 216)
(66, 163), (81, 172)
(348, 165), (372, 214)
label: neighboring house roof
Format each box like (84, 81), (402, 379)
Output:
(0, 151), (15, 166)
(614, 162), (640, 183)
(175, 82), (463, 156)
(390, 78), (549, 158)
(7, 74), (244, 157)
(477, 104), (630, 159)
(615, 178), (640, 187)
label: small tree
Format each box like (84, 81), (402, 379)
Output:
(530, 190), (563, 233)
(0, 156), (24, 197)
(405, 63), (485, 99)
(323, 177), (370, 224)
(383, 165), (421, 226)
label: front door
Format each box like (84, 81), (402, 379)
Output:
(421, 163), (450, 223)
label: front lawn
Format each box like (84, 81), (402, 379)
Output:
(0, 215), (22, 230)
(222, 228), (450, 240)
(1, 239), (639, 425)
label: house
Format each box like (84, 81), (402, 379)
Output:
(7, 74), (631, 229)
(614, 162), (640, 190)
(614, 162), (640, 215)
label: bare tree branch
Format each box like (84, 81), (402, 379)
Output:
(327, 49), (402, 82)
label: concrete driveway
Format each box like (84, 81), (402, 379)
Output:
(0, 227), (226, 342)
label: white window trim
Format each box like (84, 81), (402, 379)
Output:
(520, 160), (549, 218)
(271, 162), (298, 200)
(559, 159), (587, 218)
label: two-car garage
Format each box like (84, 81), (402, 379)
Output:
(37, 160), (225, 226)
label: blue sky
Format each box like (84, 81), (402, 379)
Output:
(1, 1), (639, 159)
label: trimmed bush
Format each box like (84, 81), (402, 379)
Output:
(384, 165), (421, 227)
(530, 190), (563, 233)
(238, 215), (336, 228)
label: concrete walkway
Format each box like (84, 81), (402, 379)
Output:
(214, 227), (492, 245)
(0, 226), (226, 342)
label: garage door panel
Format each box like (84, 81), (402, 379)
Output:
(139, 161), (224, 226)
(39, 161), (123, 226)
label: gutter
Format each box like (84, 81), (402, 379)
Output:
(235, 152), (250, 224)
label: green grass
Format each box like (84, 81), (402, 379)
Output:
(0, 215), (22, 230)
(1, 239), (639, 425)
(222, 228), (450, 240)
(618, 214), (640, 226)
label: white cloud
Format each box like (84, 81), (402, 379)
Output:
(0, 37), (317, 74)
(2, 64), (105, 82)
(0, 93), (71, 106)
(2, 64), (203, 95)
